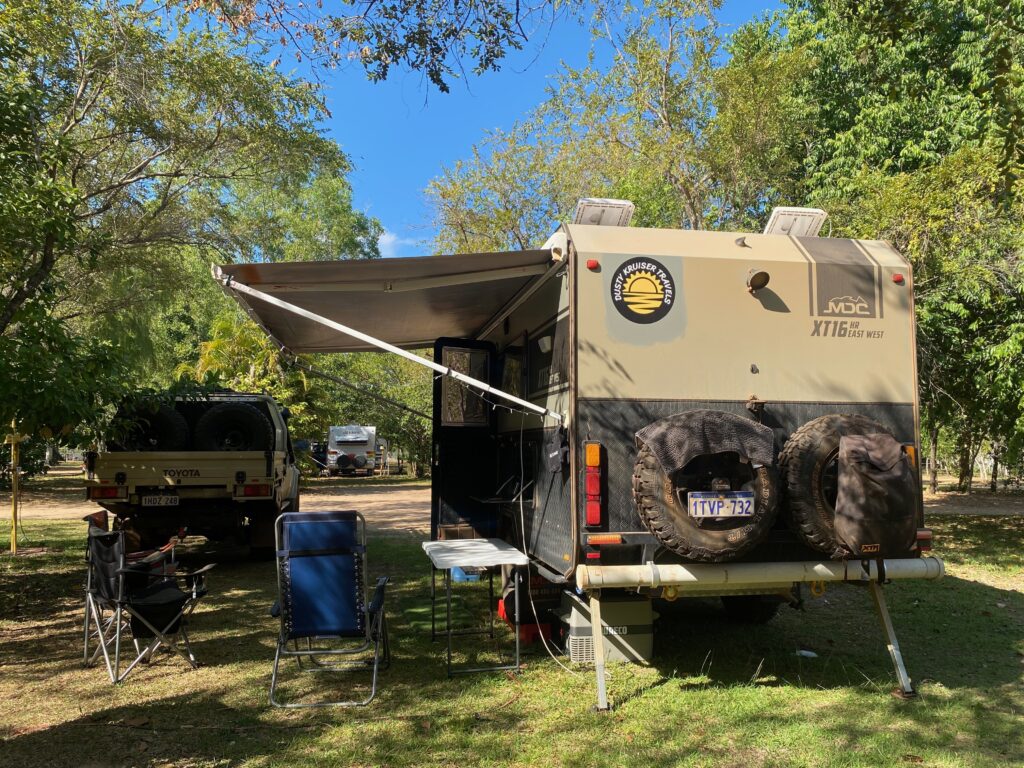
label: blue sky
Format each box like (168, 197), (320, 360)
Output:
(318, 2), (782, 258)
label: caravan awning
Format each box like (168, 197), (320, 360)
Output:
(216, 250), (555, 353)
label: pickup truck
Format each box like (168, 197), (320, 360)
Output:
(84, 392), (300, 555)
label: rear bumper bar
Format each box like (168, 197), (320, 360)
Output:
(575, 557), (944, 592)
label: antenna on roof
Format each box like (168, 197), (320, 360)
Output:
(763, 207), (828, 237)
(573, 198), (635, 227)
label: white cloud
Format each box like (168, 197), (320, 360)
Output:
(378, 230), (421, 259)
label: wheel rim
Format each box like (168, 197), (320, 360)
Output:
(820, 447), (840, 512)
(221, 427), (248, 450)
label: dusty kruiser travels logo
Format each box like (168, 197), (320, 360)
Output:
(610, 258), (675, 324)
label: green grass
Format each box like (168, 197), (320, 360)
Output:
(0, 517), (1021, 768)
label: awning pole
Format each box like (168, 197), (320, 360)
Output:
(217, 273), (562, 423)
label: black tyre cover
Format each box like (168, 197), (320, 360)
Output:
(354, 455), (368, 469)
(632, 443), (778, 562)
(193, 403), (273, 451)
(111, 405), (189, 452)
(337, 454), (352, 469)
(834, 433), (917, 558)
(779, 414), (896, 558)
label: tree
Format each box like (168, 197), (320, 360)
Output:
(780, 0), (1024, 489)
(428, 0), (813, 251)
(188, 0), (573, 92)
(1, 0), (380, 439)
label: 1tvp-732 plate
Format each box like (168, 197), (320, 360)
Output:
(687, 491), (754, 518)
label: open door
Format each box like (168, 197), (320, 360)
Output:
(432, 338), (498, 540)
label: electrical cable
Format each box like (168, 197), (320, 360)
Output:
(517, 411), (581, 677)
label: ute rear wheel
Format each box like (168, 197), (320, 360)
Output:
(193, 403), (273, 452)
(633, 444), (778, 562)
(779, 413), (894, 557)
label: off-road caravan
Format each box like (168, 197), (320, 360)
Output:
(215, 205), (943, 707)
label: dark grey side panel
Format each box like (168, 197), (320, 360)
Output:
(577, 398), (916, 535)
(496, 428), (573, 577)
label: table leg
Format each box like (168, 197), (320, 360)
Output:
(488, 568), (495, 638)
(513, 566), (521, 673)
(430, 565), (436, 642)
(445, 568), (453, 678)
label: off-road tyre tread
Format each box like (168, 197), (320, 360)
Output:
(193, 402), (273, 452)
(779, 413), (893, 557)
(111, 405), (190, 452)
(632, 443), (777, 563)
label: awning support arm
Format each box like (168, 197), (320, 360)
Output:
(217, 273), (563, 423)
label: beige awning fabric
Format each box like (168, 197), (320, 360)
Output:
(216, 250), (554, 353)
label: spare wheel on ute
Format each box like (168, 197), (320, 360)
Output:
(109, 405), (189, 451)
(779, 413), (896, 558)
(193, 402), (273, 451)
(632, 410), (778, 562)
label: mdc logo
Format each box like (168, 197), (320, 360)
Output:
(822, 295), (871, 316)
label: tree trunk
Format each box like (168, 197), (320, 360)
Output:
(957, 438), (974, 493)
(991, 451), (999, 492)
(929, 425), (939, 493)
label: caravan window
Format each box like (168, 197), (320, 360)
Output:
(527, 316), (568, 397)
(441, 347), (489, 426)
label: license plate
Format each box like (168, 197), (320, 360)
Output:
(142, 495), (179, 507)
(688, 491), (754, 518)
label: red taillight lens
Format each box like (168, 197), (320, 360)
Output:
(584, 441), (604, 528)
(89, 486), (126, 500)
(241, 484), (271, 497)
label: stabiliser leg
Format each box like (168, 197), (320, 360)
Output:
(868, 581), (916, 699)
(589, 589), (610, 711)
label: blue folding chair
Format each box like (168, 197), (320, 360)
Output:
(270, 511), (390, 707)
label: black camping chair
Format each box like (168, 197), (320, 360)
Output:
(82, 524), (215, 683)
(270, 511), (390, 707)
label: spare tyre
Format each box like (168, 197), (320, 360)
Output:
(633, 444), (778, 562)
(337, 454), (352, 469)
(193, 402), (273, 451)
(779, 413), (894, 558)
(353, 455), (368, 469)
(110, 405), (189, 452)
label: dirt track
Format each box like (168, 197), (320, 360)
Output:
(10, 468), (431, 535)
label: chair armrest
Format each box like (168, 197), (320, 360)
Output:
(172, 563), (216, 579)
(270, 601), (281, 618)
(128, 547), (174, 567)
(368, 576), (389, 615)
(173, 563), (216, 594)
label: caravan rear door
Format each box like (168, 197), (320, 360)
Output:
(431, 338), (498, 540)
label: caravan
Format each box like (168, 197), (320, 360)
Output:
(216, 204), (943, 706)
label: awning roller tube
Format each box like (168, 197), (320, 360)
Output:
(576, 557), (944, 591)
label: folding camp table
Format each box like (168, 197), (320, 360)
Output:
(423, 539), (530, 677)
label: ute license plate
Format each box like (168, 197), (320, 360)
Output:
(688, 491), (754, 518)
(142, 495), (179, 507)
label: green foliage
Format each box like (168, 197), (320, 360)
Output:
(190, 0), (574, 92)
(0, 0), (383, 440)
(428, 0), (814, 251)
(785, 0), (1024, 200)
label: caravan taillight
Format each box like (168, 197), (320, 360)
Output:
(903, 443), (917, 467)
(584, 441), (603, 528)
